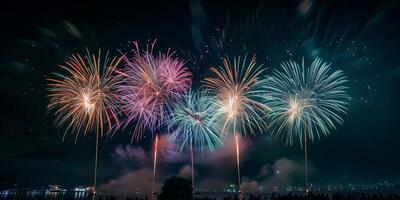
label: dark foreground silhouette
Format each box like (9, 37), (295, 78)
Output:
(96, 177), (400, 200)
(95, 192), (400, 200)
(158, 176), (193, 200)
(193, 192), (400, 200)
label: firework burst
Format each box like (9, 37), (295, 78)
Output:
(118, 42), (192, 141)
(168, 89), (224, 153)
(47, 49), (123, 140)
(264, 58), (349, 145)
(204, 55), (271, 136)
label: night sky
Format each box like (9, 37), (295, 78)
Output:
(0, 0), (399, 192)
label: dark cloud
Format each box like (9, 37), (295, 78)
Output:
(99, 169), (153, 195)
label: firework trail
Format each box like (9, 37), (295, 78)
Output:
(203, 55), (271, 196)
(168, 89), (225, 189)
(47, 49), (123, 194)
(152, 134), (159, 194)
(118, 41), (192, 194)
(264, 58), (349, 192)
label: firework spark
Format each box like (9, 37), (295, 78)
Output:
(203, 55), (271, 194)
(264, 57), (349, 192)
(47, 49), (123, 194)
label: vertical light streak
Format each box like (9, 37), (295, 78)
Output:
(235, 134), (241, 192)
(304, 124), (308, 193)
(152, 134), (159, 195)
(190, 143), (195, 191)
(93, 131), (99, 195)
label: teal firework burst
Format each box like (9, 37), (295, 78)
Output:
(168, 89), (224, 153)
(264, 58), (349, 145)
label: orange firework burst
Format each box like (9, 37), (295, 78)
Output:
(47, 49), (123, 141)
(204, 55), (271, 135)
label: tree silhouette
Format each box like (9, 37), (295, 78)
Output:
(158, 176), (193, 200)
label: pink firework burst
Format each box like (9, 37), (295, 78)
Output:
(118, 41), (192, 141)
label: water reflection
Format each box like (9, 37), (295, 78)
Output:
(0, 190), (91, 200)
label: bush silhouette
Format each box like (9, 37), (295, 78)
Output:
(158, 176), (193, 200)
